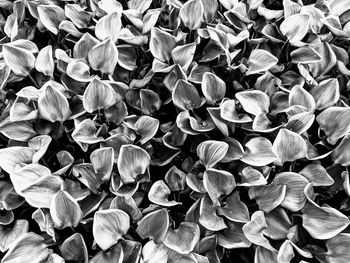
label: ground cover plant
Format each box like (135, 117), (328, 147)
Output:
(0, 0), (350, 262)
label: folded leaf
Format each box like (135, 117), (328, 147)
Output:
(218, 220), (251, 249)
(201, 72), (226, 103)
(217, 192), (250, 223)
(136, 208), (168, 243)
(316, 106), (350, 145)
(60, 233), (88, 262)
(135, 116), (159, 145)
(310, 78), (340, 110)
(149, 28), (176, 63)
(247, 49), (278, 75)
(148, 180), (181, 207)
(1, 232), (49, 263)
(163, 222), (200, 254)
(37, 5), (66, 34)
(50, 190), (83, 229)
(236, 90), (270, 116)
(199, 194), (227, 231)
(83, 77), (117, 113)
(95, 11), (122, 42)
(0, 147), (35, 174)
(197, 140), (228, 169)
(38, 84), (71, 122)
(326, 233), (350, 263)
(142, 241), (169, 263)
(249, 183), (286, 213)
(171, 43), (196, 72)
(93, 209), (130, 250)
(280, 14), (309, 44)
(88, 39), (118, 75)
(0, 220), (29, 252)
(241, 137), (277, 166)
(172, 80), (202, 111)
(179, 0), (204, 30)
(272, 129), (307, 165)
(203, 168), (236, 206)
(299, 163), (334, 186)
(117, 144), (151, 184)
(35, 45), (54, 76)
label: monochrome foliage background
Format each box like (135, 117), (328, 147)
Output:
(0, 0), (350, 262)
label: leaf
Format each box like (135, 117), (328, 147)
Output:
(163, 222), (200, 254)
(95, 11), (122, 42)
(90, 243), (123, 263)
(0, 147), (35, 174)
(289, 85), (315, 112)
(242, 211), (276, 252)
(37, 5), (66, 34)
(203, 168), (236, 206)
(272, 129), (307, 165)
(220, 99), (252, 123)
(83, 77), (118, 113)
(307, 42), (337, 77)
(197, 140), (229, 168)
(332, 134), (350, 166)
(172, 80), (202, 111)
(218, 221), (251, 249)
(142, 241), (169, 263)
(165, 166), (187, 191)
(264, 208), (292, 240)
(310, 78), (340, 110)
(110, 196), (142, 223)
(235, 90), (270, 116)
(316, 106), (350, 145)
(38, 84), (71, 122)
(217, 192), (250, 223)
(35, 45), (54, 76)
(136, 208), (169, 243)
(149, 28), (176, 63)
(64, 4), (90, 29)
(90, 147), (114, 181)
(241, 137), (277, 166)
(21, 175), (62, 208)
(93, 209), (130, 250)
(0, 220), (29, 252)
(148, 180), (181, 207)
(199, 194), (227, 231)
(239, 166), (267, 186)
(246, 49), (278, 75)
(249, 183), (286, 213)
(171, 43), (196, 72)
(255, 246), (278, 263)
(299, 163), (334, 186)
(1, 232), (49, 263)
(50, 190), (83, 229)
(280, 14), (310, 44)
(179, 0), (204, 30)
(273, 172), (309, 212)
(117, 144), (151, 184)
(3, 41), (36, 76)
(0, 120), (37, 142)
(60, 233), (88, 262)
(302, 201), (350, 240)
(134, 116), (159, 144)
(88, 39), (119, 75)
(326, 233), (350, 263)
(73, 33), (99, 59)
(291, 46), (322, 64)
(201, 72), (226, 103)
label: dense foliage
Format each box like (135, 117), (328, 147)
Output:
(0, 0), (350, 262)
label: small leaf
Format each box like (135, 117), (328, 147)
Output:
(249, 183), (286, 213)
(326, 233), (350, 263)
(149, 28), (176, 62)
(50, 190), (83, 229)
(241, 137), (277, 166)
(88, 39), (119, 75)
(236, 90), (270, 116)
(197, 140), (229, 168)
(148, 180), (181, 207)
(310, 78), (340, 110)
(83, 77), (117, 113)
(95, 11), (122, 42)
(136, 208), (169, 243)
(246, 49), (278, 75)
(1, 233), (49, 263)
(280, 14), (310, 44)
(0, 220), (29, 253)
(0, 147), (35, 174)
(93, 209), (130, 250)
(291, 46), (322, 64)
(60, 233), (88, 262)
(163, 222), (200, 254)
(35, 45), (54, 76)
(272, 129), (307, 165)
(134, 116), (159, 145)
(172, 80), (202, 111)
(203, 168), (236, 206)
(38, 84), (71, 122)
(117, 144), (151, 184)
(3, 41), (36, 76)
(37, 5), (66, 34)
(179, 0), (204, 30)
(201, 72), (226, 103)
